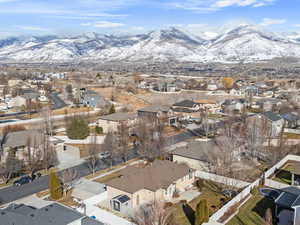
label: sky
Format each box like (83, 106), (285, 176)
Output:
(0, 0), (299, 37)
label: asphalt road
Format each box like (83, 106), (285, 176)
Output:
(0, 130), (196, 205)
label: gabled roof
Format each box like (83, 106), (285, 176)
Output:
(172, 100), (198, 108)
(0, 129), (43, 149)
(138, 105), (171, 113)
(261, 111), (282, 122)
(281, 113), (300, 122)
(99, 112), (137, 121)
(0, 203), (104, 225)
(105, 160), (191, 193)
(172, 141), (218, 162)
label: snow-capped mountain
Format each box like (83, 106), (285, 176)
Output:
(1, 25), (300, 63)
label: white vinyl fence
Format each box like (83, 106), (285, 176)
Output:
(195, 171), (250, 189)
(209, 154), (300, 223)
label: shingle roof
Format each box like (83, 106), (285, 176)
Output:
(99, 112), (137, 121)
(281, 113), (300, 122)
(0, 203), (104, 225)
(0, 130), (43, 149)
(105, 160), (191, 193)
(172, 100), (198, 108)
(138, 105), (170, 113)
(172, 141), (219, 162)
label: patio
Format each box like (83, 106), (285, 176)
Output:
(171, 188), (201, 204)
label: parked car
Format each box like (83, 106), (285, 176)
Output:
(99, 152), (111, 159)
(13, 176), (32, 186)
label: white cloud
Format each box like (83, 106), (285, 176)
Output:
(15, 26), (49, 31)
(259, 18), (286, 26)
(81, 21), (125, 28)
(294, 24), (300, 28)
(167, 0), (276, 12)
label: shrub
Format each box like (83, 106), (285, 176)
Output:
(250, 186), (259, 196)
(95, 126), (103, 134)
(109, 104), (116, 114)
(195, 199), (209, 225)
(66, 117), (90, 139)
(49, 169), (63, 200)
(195, 179), (205, 192)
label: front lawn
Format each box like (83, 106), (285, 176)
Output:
(170, 181), (228, 225)
(226, 194), (275, 225)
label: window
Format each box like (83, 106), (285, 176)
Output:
(113, 201), (120, 212)
(189, 169), (193, 179)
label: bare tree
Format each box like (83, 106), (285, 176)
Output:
(102, 131), (117, 167)
(41, 133), (58, 171)
(136, 117), (166, 161)
(86, 134), (100, 175)
(116, 122), (131, 162)
(60, 168), (78, 197)
(133, 201), (176, 225)
(24, 136), (43, 175)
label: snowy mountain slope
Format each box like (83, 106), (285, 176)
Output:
(0, 25), (300, 63)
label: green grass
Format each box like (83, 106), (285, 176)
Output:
(272, 164), (293, 185)
(226, 195), (275, 225)
(170, 180), (227, 225)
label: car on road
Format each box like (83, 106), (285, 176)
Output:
(13, 176), (32, 186)
(99, 152), (111, 159)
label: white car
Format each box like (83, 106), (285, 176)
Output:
(99, 152), (111, 159)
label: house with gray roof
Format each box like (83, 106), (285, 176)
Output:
(138, 105), (177, 126)
(171, 140), (220, 171)
(247, 111), (284, 137)
(0, 129), (44, 164)
(97, 112), (138, 133)
(0, 203), (104, 225)
(81, 90), (109, 109)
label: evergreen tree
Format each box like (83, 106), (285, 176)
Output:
(109, 104), (116, 114)
(66, 117), (90, 139)
(49, 169), (63, 200)
(194, 199), (209, 225)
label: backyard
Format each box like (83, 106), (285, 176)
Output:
(272, 164), (294, 185)
(226, 194), (275, 225)
(170, 180), (229, 225)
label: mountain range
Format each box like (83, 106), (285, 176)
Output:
(1, 25), (300, 63)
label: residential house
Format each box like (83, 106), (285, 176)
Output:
(172, 100), (200, 112)
(9, 96), (27, 108)
(281, 113), (300, 129)
(207, 82), (218, 91)
(21, 89), (39, 102)
(97, 112), (137, 133)
(195, 99), (220, 113)
(272, 187), (300, 225)
(138, 105), (178, 126)
(222, 99), (246, 114)
(257, 98), (283, 112)
(0, 130), (44, 164)
(171, 140), (219, 171)
(104, 160), (195, 214)
(247, 111), (284, 137)
(81, 90), (109, 108)
(0, 203), (104, 225)
(229, 87), (244, 96)
(8, 79), (22, 87)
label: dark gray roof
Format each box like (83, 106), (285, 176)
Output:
(172, 141), (218, 162)
(99, 112), (137, 121)
(261, 111), (282, 122)
(172, 100), (198, 108)
(0, 203), (98, 225)
(281, 113), (300, 122)
(1, 130), (43, 149)
(113, 194), (130, 203)
(81, 217), (105, 225)
(138, 105), (171, 113)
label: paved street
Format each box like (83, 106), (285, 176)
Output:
(0, 130), (197, 205)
